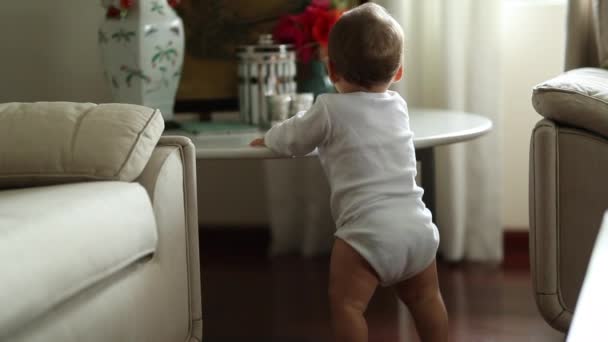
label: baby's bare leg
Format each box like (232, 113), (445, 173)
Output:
(393, 259), (448, 342)
(329, 238), (379, 342)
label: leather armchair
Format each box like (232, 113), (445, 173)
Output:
(529, 0), (608, 332)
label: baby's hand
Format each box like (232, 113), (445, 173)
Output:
(250, 137), (266, 147)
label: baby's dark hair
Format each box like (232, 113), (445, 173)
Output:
(328, 3), (404, 88)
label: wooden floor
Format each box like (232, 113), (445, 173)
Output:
(200, 230), (565, 342)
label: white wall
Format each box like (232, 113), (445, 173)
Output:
(500, 0), (567, 229)
(0, 1), (111, 103)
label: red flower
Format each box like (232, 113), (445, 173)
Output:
(168, 0), (181, 8)
(273, 16), (302, 45)
(106, 5), (121, 18)
(273, 2), (343, 63)
(273, 13), (315, 63)
(310, 0), (331, 10)
(120, 0), (134, 9)
(311, 9), (341, 47)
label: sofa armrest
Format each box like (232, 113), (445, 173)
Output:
(530, 119), (608, 332)
(136, 136), (202, 341)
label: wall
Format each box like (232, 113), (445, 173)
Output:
(500, 0), (567, 229)
(0, 1), (111, 103)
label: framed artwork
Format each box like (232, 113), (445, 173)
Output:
(175, 0), (361, 113)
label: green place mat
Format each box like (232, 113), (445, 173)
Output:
(177, 121), (260, 135)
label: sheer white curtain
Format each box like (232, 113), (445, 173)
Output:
(375, 0), (504, 262)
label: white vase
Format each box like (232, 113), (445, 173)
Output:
(98, 0), (184, 121)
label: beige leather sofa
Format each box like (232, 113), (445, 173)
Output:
(0, 103), (202, 341)
(529, 0), (608, 332)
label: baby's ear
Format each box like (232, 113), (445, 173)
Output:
(393, 65), (404, 82)
(327, 60), (340, 83)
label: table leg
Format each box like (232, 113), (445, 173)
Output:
(417, 148), (436, 220)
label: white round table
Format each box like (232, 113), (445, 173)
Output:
(173, 109), (491, 160)
(167, 109), (492, 217)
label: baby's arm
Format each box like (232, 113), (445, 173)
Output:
(261, 97), (330, 156)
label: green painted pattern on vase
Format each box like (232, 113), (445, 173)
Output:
(151, 1), (165, 15)
(111, 29), (136, 43)
(151, 43), (179, 66)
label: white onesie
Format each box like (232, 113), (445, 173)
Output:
(264, 91), (439, 286)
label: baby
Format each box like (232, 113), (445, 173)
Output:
(251, 3), (448, 342)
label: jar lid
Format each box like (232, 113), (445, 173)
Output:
(236, 34), (294, 56)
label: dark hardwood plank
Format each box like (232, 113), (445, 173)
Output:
(199, 230), (564, 342)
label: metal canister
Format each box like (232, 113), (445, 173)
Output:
(237, 35), (296, 126)
(264, 94), (292, 128)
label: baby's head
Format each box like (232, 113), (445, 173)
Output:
(328, 3), (404, 92)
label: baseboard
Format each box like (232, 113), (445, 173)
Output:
(503, 229), (530, 270)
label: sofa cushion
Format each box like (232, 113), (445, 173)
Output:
(0, 182), (158, 338)
(532, 68), (608, 138)
(0, 102), (164, 189)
